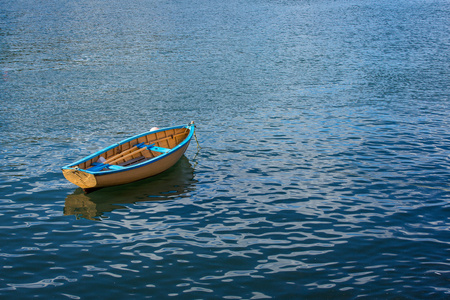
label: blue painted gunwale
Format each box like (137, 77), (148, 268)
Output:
(62, 124), (194, 175)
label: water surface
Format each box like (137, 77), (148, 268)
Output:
(1, 0), (449, 298)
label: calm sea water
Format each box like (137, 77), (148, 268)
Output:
(1, 0), (449, 298)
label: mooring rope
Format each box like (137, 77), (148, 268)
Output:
(188, 121), (200, 160)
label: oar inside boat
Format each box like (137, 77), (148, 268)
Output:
(88, 143), (172, 171)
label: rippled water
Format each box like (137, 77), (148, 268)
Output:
(1, 0), (449, 298)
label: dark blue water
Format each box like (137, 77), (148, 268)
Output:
(1, 0), (449, 298)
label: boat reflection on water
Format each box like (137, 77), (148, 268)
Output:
(64, 156), (196, 220)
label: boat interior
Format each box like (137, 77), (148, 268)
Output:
(73, 127), (190, 172)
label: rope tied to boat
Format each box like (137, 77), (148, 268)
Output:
(194, 129), (200, 151)
(188, 121), (201, 153)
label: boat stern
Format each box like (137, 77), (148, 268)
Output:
(62, 167), (98, 189)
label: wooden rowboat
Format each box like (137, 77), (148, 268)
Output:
(62, 122), (195, 190)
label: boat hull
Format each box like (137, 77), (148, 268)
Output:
(62, 123), (194, 190)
